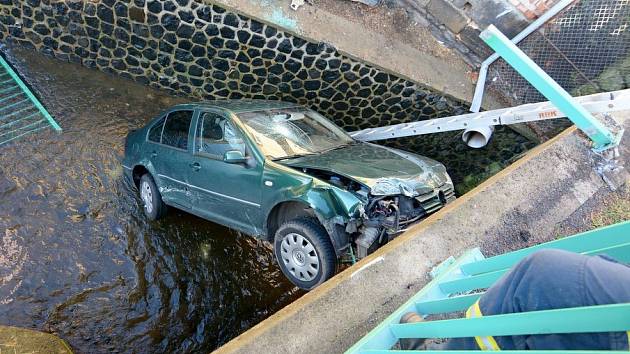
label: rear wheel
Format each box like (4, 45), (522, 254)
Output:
(139, 173), (167, 220)
(274, 218), (337, 290)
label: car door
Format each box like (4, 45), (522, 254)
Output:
(146, 109), (195, 210)
(187, 109), (264, 235)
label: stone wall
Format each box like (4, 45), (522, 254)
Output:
(0, 0), (469, 131)
(0, 0), (534, 192)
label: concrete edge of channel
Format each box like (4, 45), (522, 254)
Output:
(207, 0), (478, 105)
(213, 125), (581, 354)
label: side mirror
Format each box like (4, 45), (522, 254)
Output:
(223, 150), (247, 164)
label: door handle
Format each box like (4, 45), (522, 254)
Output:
(150, 151), (157, 158)
(190, 162), (201, 171)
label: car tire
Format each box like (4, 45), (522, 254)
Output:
(139, 173), (167, 220)
(274, 218), (337, 290)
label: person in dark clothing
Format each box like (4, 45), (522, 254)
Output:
(400, 249), (630, 350)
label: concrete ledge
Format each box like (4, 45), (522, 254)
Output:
(215, 112), (629, 353)
(426, 0), (470, 34)
(210, 0), (476, 104)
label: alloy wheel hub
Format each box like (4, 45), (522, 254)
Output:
(280, 232), (320, 282)
(140, 181), (153, 214)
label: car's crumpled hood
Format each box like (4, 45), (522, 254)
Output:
(280, 142), (450, 196)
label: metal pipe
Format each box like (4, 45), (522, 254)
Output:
(462, 125), (494, 148)
(470, 0), (576, 112)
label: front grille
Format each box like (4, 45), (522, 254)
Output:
(417, 192), (443, 214)
(416, 185), (456, 215)
(442, 185), (456, 203)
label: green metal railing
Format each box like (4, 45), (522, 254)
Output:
(346, 221), (630, 353)
(0, 53), (61, 146)
(480, 25), (622, 151)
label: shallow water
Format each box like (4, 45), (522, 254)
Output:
(0, 47), (301, 353)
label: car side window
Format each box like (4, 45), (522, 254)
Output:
(148, 116), (166, 143)
(196, 112), (246, 158)
(161, 110), (193, 150)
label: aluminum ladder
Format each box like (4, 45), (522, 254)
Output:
(345, 220), (630, 353)
(350, 88), (630, 142)
(0, 53), (61, 146)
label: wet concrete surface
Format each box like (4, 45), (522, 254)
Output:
(0, 46), (301, 353)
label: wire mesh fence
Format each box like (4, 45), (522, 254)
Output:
(486, 0), (630, 106)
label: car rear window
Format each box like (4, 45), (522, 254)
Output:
(148, 116), (166, 143)
(161, 110), (193, 150)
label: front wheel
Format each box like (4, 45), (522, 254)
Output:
(274, 218), (337, 290)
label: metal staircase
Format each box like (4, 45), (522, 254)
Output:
(345, 220), (630, 353)
(0, 53), (61, 146)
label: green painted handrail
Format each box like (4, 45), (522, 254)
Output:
(346, 249), (486, 353)
(363, 351), (629, 353)
(461, 221), (630, 276)
(0, 54), (61, 131)
(443, 241), (630, 294)
(415, 293), (481, 315)
(391, 303), (630, 339)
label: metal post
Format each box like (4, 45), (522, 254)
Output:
(470, 0), (576, 113)
(480, 25), (619, 150)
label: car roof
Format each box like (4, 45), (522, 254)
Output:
(172, 99), (302, 113)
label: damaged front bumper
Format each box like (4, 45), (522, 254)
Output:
(416, 182), (456, 214)
(306, 167), (456, 262)
(350, 181), (456, 259)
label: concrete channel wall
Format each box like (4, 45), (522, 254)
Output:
(215, 113), (629, 353)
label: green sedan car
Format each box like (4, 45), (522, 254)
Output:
(122, 100), (455, 289)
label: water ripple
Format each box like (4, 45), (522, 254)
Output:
(0, 46), (301, 353)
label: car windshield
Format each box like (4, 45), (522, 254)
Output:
(236, 108), (355, 160)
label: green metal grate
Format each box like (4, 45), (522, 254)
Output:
(0, 53), (61, 146)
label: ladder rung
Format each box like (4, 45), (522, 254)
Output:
(0, 111), (41, 130)
(0, 78), (14, 85)
(0, 124), (49, 146)
(0, 105), (37, 121)
(415, 293), (481, 315)
(0, 118), (47, 139)
(0, 98), (31, 113)
(0, 85), (19, 94)
(0, 91), (25, 104)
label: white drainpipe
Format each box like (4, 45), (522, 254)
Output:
(470, 0), (577, 112)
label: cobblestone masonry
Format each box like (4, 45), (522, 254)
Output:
(0, 0), (534, 193)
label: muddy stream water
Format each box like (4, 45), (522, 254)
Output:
(0, 47), (301, 353)
(0, 46), (535, 353)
